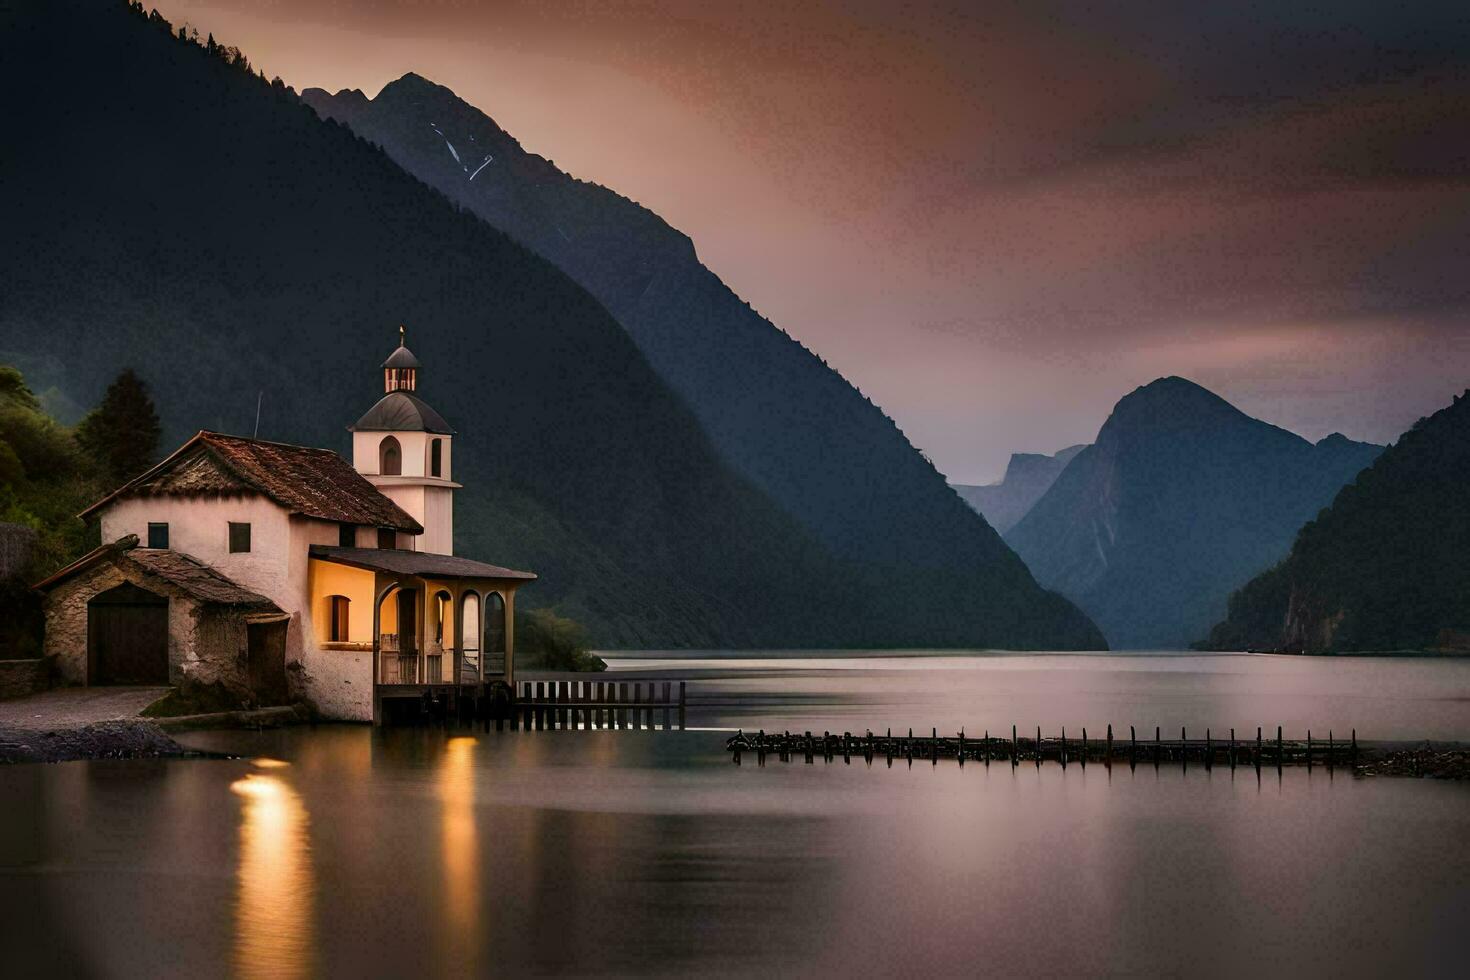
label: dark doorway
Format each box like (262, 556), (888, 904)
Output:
(397, 590), (418, 656)
(88, 583), (168, 685)
(246, 619), (288, 705)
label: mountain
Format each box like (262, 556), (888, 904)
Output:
(0, 0), (1102, 650)
(1005, 377), (1382, 649)
(1204, 392), (1470, 653)
(952, 445), (1087, 533)
(299, 74), (1104, 649)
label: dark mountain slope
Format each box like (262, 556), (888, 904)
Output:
(0, 1), (1100, 649)
(301, 74), (1103, 649)
(1006, 378), (1382, 648)
(1205, 391), (1470, 653)
(952, 445), (1087, 534)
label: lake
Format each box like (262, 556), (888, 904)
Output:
(2, 653), (1468, 978)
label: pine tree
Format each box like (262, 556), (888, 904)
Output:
(75, 369), (162, 487)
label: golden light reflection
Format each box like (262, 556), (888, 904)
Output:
(231, 773), (315, 980)
(438, 737), (482, 969)
(251, 757), (291, 769)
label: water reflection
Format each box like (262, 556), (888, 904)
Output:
(231, 771), (314, 980)
(437, 737), (482, 970)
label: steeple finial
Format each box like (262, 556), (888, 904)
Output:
(399, 324), (406, 346)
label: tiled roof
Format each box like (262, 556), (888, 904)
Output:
(310, 545), (536, 582)
(80, 431), (423, 532)
(127, 548), (278, 606)
(34, 535), (280, 609)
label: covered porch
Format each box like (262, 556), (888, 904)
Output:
(307, 546), (535, 723)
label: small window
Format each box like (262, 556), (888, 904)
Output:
(430, 438), (443, 478)
(228, 522), (252, 553)
(147, 522), (169, 549)
(377, 527), (396, 550)
(328, 595), (350, 642)
(380, 435), (402, 476)
(339, 523), (356, 548)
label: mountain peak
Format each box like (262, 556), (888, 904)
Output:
(1100, 376), (1250, 438)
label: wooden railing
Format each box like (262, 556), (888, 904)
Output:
(514, 680), (686, 731)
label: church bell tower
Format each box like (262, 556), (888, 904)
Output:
(349, 327), (459, 554)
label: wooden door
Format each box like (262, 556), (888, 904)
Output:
(88, 583), (168, 685)
(246, 620), (288, 705)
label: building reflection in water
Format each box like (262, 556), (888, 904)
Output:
(231, 770), (314, 980)
(437, 736), (483, 970)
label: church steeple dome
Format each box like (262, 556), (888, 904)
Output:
(382, 325), (421, 392)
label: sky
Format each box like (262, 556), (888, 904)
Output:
(158, 0), (1470, 482)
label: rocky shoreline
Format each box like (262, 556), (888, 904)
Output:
(0, 719), (197, 764)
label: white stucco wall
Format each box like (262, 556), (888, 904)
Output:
(101, 495), (294, 601)
(352, 431), (457, 555)
(353, 430), (451, 480)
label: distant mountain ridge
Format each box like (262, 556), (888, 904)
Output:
(1204, 391), (1470, 653)
(301, 72), (1104, 648)
(1006, 377), (1382, 648)
(952, 445), (1087, 533)
(0, 1), (1102, 650)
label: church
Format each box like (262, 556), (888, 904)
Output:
(35, 331), (535, 723)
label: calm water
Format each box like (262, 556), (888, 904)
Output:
(2, 653), (1468, 978)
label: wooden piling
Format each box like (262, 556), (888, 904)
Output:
(1012, 725), (1018, 766)
(1276, 725), (1283, 768)
(678, 681), (687, 730)
(662, 681), (672, 730)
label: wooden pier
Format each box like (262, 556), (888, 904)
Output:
(511, 679), (686, 731)
(726, 724), (1359, 770)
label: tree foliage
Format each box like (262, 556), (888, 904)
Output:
(75, 368), (161, 486)
(516, 608), (606, 672)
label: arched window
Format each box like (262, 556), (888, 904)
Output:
(430, 438), (443, 478)
(379, 435), (402, 475)
(485, 592), (506, 675)
(433, 590), (452, 644)
(327, 595), (350, 642)
(460, 592), (481, 683)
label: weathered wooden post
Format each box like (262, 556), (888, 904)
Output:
(1036, 726), (1042, 768)
(662, 681), (672, 730)
(1106, 724), (1114, 769)
(1061, 726), (1067, 768)
(1229, 728), (1235, 769)
(1352, 728), (1358, 764)
(1130, 725), (1136, 766)
(1155, 726), (1161, 767)
(1205, 728), (1212, 771)
(678, 681), (687, 730)
(931, 727), (938, 765)
(1276, 725), (1283, 769)
(983, 729), (990, 765)
(1327, 730), (1333, 771)
(1256, 726), (1263, 770)
(1181, 726), (1187, 772)
(1080, 727), (1087, 768)
(1011, 724), (1018, 766)
(1307, 729), (1313, 770)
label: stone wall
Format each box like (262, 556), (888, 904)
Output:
(42, 558), (249, 690)
(0, 658), (48, 699)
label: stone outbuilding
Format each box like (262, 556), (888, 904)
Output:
(35, 534), (288, 702)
